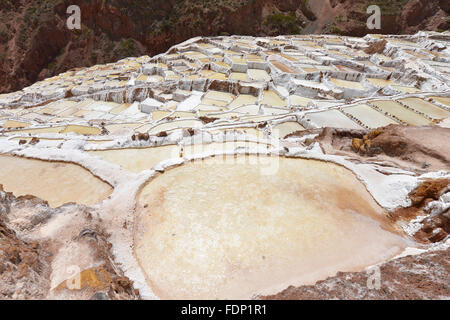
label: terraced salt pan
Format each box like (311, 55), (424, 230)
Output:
(42, 100), (78, 112)
(183, 141), (271, 158)
(279, 53), (297, 62)
(273, 122), (305, 138)
(148, 120), (203, 135)
(0, 154), (112, 207)
(263, 107), (290, 116)
(293, 40), (316, 46)
(88, 142), (270, 173)
(398, 98), (450, 120)
(391, 86), (421, 94)
(9, 137), (63, 145)
(196, 105), (226, 114)
(335, 65), (360, 73)
(104, 123), (142, 135)
(87, 140), (113, 145)
(246, 54), (264, 62)
(343, 104), (398, 128)
(89, 145), (180, 173)
(150, 111), (172, 121)
(207, 128), (263, 138)
(299, 65), (319, 73)
(431, 96), (450, 107)
(366, 78), (398, 88)
(109, 103), (132, 115)
(370, 100), (433, 126)
(134, 156), (406, 300)
(271, 60), (295, 73)
(228, 95), (258, 108)
(229, 73), (248, 81)
(10, 126), (66, 134)
(231, 105), (260, 115)
(204, 111), (244, 120)
(230, 57), (246, 64)
(56, 106), (80, 117)
(375, 54), (392, 62)
(261, 91), (286, 107)
(200, 98), (229, 107)
(305, 110), (362, 129)
(204, 91), (234, 103)
(2, 120), (31, 129)
(247, 69), (271, 81)
(289, 95), (313, 107)
(239, 114), (283, 122)
(208, 73), (227, 80)
(328, 51), (353, 60)
(330, 78), (365, 90)
(153, 111), (196, 121)
(61, 125), (101, 135)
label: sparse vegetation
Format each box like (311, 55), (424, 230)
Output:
(330, 23), (342, 35)
(47, 60), (56, 71)
(115, 38), (139, 59)
(353, 0), (410, 15)
(265, 12), (302, 34)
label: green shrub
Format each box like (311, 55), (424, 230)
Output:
(265, 12), (301, 34)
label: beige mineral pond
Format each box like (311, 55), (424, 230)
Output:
(228, 95), (258, 108)
(273, 121), (305, 138)
(0, 154), (112, 207)
(134, 156), (407, 300)
(89, 145), (180, 173)
(343, 104), (398, 128)
(305, 110), (362, 129)
(88, 142), (271, 173)
(11, 126), (66, 134)
(261, 91), (286, 107)
(370, 100), (432, 126)
(398, 98), (450, 120)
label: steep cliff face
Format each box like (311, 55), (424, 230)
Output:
(0, 0), (448, 94)
(317, 0), (450, 36)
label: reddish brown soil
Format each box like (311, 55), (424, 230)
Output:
(409, 179), (450, 207)
(290, 125), (450, 174)
(0, 185), (140, 300)
(68, 226), (140, 300)
(364, 40), (388, 54)
(0, 187), (51, 299)
(390, 178), (449, 244)
(261, 247), (450, 300)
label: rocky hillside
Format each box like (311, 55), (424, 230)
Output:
(0, 0), (449, 94)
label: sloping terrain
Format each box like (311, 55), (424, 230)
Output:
(0, 31), (449, 299)
(0, 0), (449, 93)
(0, 184), (140, 300)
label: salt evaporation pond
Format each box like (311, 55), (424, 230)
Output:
(343, 104), (398, 128)
(370, 100), (432, 126)
(0, 154), (112, 207)
(89, 142), (271, 173)
(398, 98), (450, 120)
(134, 156), (407, 299)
